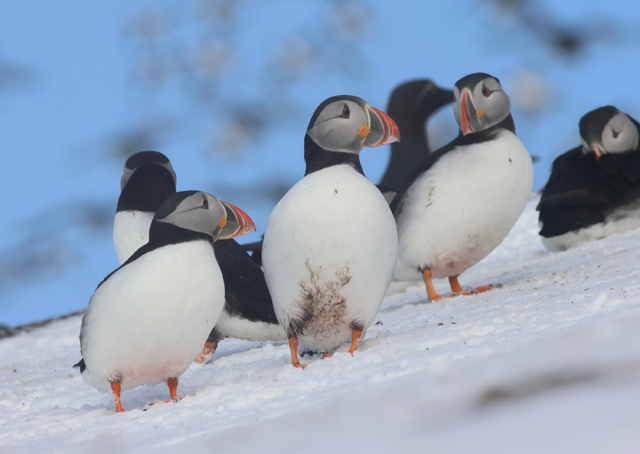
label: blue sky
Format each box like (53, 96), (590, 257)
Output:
(1, 0), (639, 326)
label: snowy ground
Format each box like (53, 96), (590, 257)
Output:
(2, 196), (640, 454)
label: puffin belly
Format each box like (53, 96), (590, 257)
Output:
(263, 166), (398, 352)
(113, 210), (155, 264)
(395, 131), (533, 280)
(81, 241), (224, 392)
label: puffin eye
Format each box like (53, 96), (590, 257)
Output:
(201, 197), (209, 209)
(340, 104), (350, 118)
(482, 84), (492, 97)
(612, 129), (620, 139)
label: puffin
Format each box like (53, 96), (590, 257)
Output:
(537, 106), (640, 251)
(113, 151), (286, 362)
(262, 95), (400, 368)
(391, 73), (534, 301)
(75, 191), (255, 412)
(114, 151), (177, 263)
(243, 80), (453, 265)
(378, 79), (454, 203)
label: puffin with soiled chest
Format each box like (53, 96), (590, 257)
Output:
(112, 151), (286, 363)
(76, 191), (255, 412)
(391, 73), (534, 301)
(538, 106), (640, 251)
(262, 95), (400, 368)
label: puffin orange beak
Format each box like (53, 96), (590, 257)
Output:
(460, 90), (475, 136)
(364, 105), (401, 147)
(218, 201), (256, 239)
(592, 144), (605, 161)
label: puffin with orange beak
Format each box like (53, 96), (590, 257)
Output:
(110, 151), (286, 366)
(538, 106), (640, 251)
(391, 73), (534, 301)
(76, 191), (256, 412)
(262, 95), (400, 368)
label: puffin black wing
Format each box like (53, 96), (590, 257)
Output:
(538, 147), (640, 237)
(214, 239), (277, 324)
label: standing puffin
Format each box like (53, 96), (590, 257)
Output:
(113, 152), (286, 362)
(378, 79), (454, 203)
(262, 95), (400, 368)
(391, 73), (533, 301)
(76, 191), (255, 412)
(537, 106), (640, 251)
(114, 151), (177, 263)
(243, 80), (452, 264)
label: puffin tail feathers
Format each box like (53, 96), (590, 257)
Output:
(73, 358), (86, 373)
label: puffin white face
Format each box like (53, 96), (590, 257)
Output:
(307, 100), (370, 153)
(579, 106), (640, 160)
(453, 75), (511, 135)
(120, 151), (177, 190)
(307, 96), (400, 153)
(154, 191), (255, 240)
(580, 110), (639, 158)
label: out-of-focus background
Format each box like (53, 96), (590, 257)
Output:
(0, 0), (638, 327)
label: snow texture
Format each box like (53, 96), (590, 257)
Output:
(1, 196), (640, 453)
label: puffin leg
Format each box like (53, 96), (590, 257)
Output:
(450, 276), (502, 295)
(168, 378), (178, 401)
(448, 276), (474, 296)
(194, 341), (218, 364)
(288, 336), (306, 369)
(348, 328), (362, 356)
(111, 382), (125, 413)
(321, 353), (333, 358)
(422, 269), (442, 301)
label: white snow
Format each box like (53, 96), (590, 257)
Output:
(2, 195), (640, 454)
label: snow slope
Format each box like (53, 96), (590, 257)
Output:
(2, 196), (640, 454)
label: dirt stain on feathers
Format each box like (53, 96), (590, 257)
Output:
(290, 260), (352, 339)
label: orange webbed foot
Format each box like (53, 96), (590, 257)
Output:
(194, 341), (218, 364)
(472, 283), (503, 293)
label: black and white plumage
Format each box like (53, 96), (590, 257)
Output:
(538, 106), (640, 251)
(391, 73), (533, 301)
(262, 95), (400, 368)
(114, 151), (177, 263)
(76, 191), (255, 412)
(378, 79), (454, 203)
(242, 80), (453, 265)
(112, 152), (286, 361)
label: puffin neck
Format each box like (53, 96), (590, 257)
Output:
(117, 165), (177, 212)
(455, 114), (516, 146)
(303, 134), (365, 177)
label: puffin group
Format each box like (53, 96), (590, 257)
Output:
(74, 71), (640, 413)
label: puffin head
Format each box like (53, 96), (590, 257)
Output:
(154, 191), (255, 241)
(306, 95), (400, 154)
(579, 106), (639, 161)
(121, 151), (177, 190)
(453, 73), (511, 136)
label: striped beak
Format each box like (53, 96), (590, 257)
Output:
(460, 89), (476, 136)
(363, 105), (401, 147)
(218, 201), (256, 239)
